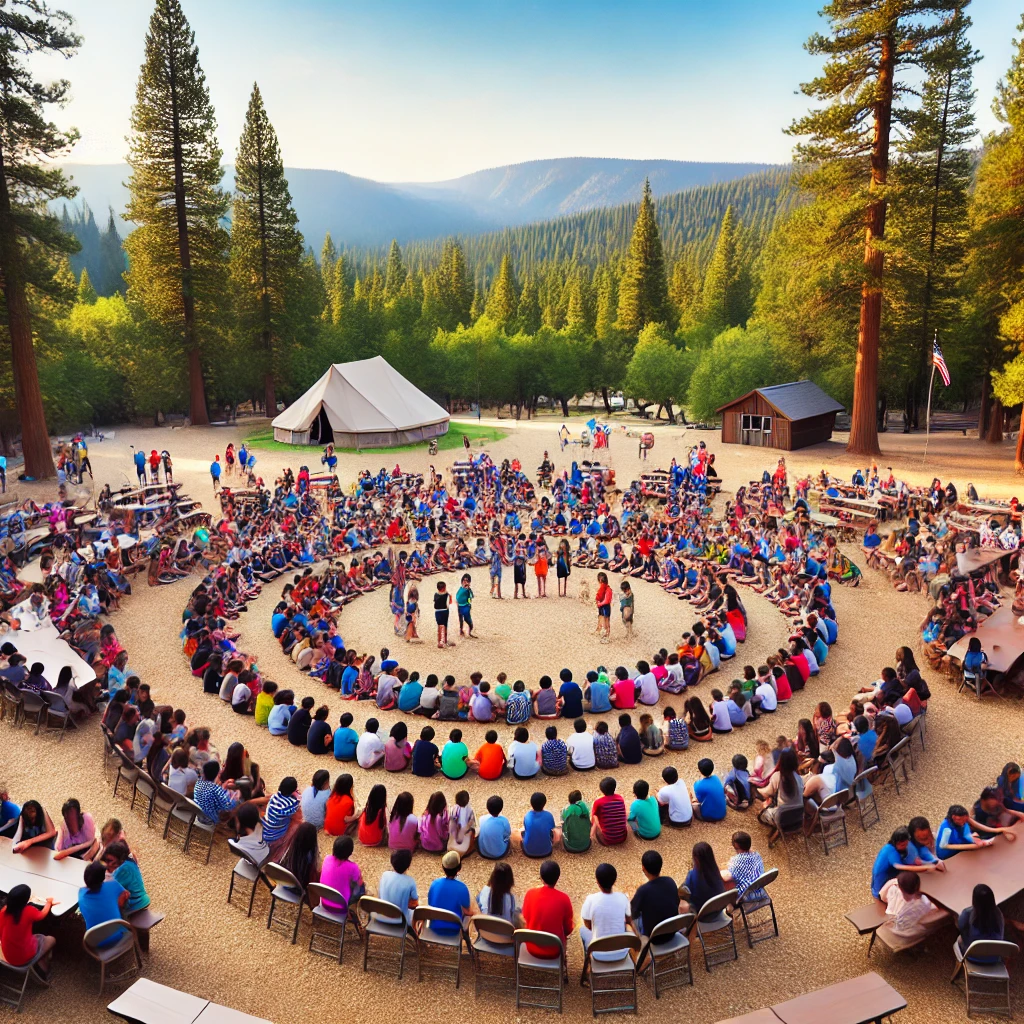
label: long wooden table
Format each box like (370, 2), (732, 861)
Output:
(919, 821), (1024, 914)
(956, 547), (1013, 575)
(714, 973), (906, 1024)
(108, 978), (272, 1024)
(947, 605), (1024, 674)
(0, 836), (86, 917)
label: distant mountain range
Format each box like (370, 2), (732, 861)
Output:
(57, 157), (777, 252)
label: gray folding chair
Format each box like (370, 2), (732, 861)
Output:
(850, 766), (880, 831)
(18, 690), (46, 733)
(130, 770), (168, 829)
(809, 788), (849, 855)
(900, 718), (920, 769)
(770, 804), (809, 856)
(413, 905), (469, 987)
(469, 914), (515, 995)
(883, 737), (911, 796)
(112, 748), (139, 801)
(638, 912), (693, 998)
(160, 785), (195, 848)
(694, 890), (738, 971)
(82, 919), (142, 995)
(358, 896), (418, 979)
(306, 882), (361, 963)
(263, 862), (307, 944)
(100, 724), (117, 778)
(182, 797), (217, 863)
(514, 929), (565, 1013)
(40, 690), (77, 741)
(0, 942), (50, 1011)
(736, 869), (780, 947)
(584, 933), (642, 1015)
(227, 838), (270, 917)
(0, 681), (22, 726)
(951, 939), (1019, 1018)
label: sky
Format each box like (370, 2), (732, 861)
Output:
(39, 0), (1024, 183)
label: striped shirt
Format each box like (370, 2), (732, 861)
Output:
(593, 794), (627, 844)
(262, 792), (300, 844)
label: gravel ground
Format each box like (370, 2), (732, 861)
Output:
(3, 419), (1021, 1023)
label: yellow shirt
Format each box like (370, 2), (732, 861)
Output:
(254, 691), (275, 727)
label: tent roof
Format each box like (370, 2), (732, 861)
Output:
(272, 356), (449, 435)
(717, 380), (844, 420)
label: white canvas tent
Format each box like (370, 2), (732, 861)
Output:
(272, 356), (450, 448)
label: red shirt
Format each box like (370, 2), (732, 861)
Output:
(522, 885), (574, 958)
(611, 678), (635, 709)
(593, 794), (628, 844)
(0, 905), (43, 966)
(596, 583), (612, 609)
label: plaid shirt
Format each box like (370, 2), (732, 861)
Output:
(541, 739), (568, 773)
(666, 718), (689, 749)
(728, 851), (766, 901)
(593, 732), (619, 768)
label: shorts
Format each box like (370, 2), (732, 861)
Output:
(514, 565), (526, 585)
(457, 607), (473, 627)
(435, 610), (449, 626)
(598, 605), (611, 618)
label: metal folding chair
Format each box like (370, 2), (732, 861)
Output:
(514, 929), (565, 1013)
(82, 920), (142, 995)
(736, 869), (780, 947)
(306, 882), (361, 963)
(181, 797), (217, 863)
(40, 690), (78, 741)
(584, 933), (642, 1015)
(469, 914), (515, 995)
(637, 913), (694, 998)
(18, 690), (46, 733)
(695, 890), (738, 971)
(227, 838), (270, 917)
(413, 906), (469, 987)
(810, 788), (849, 855)
(358, 896), (418, 979)
(0, 941), (50, 1011)
(112, 748), (139, 801)
(263, 862), (307, 944)
(951, 939), (1018, 1018)
(850, 766), (880, 831)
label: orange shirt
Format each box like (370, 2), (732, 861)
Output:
(474, 742), (506, 780)
(324, 793), (354, 837)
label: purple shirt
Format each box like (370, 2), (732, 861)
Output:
(319, 856), (363, 913)
(388, 814), (420, 851)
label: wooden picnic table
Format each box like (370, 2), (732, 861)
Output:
(108, 978), (271, 1024)
(947, 605), (1024, 675)
(919, 821), (1024, 914)
(956, 546), (1013, 575)
(962, 500), (1016, 517)
(770, 972), (906, 1024)
(0, 836), (86, 917)
(829, 496), (883, 511)
(715, 1011), (781, 1024)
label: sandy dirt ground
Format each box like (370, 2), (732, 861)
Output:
(3, 417), (1023, 1023)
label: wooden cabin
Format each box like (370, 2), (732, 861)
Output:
(717, 380), (844, 451)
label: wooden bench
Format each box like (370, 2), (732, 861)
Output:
(128, 907), (166, 953)
(845, 901), (949, 957)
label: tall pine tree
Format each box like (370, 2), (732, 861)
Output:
(485, 253), (518, 329)
(701, 206), (746, 334)
(383, 240), (407, 301)
(230, 83), (303, 414)
(616, 179), (670, 336)
(515, 277), (542, 335)
(788, 0), (960, 455)
(125, 0), (228, 424)
(0, 1), (81, 476)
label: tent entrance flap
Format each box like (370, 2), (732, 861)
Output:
(311, 406), (334, 445)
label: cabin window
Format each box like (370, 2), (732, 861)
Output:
(741, 414), (751, 430)
(762, 416), (772, 434)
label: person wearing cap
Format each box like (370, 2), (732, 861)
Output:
(425, 851), (471, 935)
(375, 660), (400, 710)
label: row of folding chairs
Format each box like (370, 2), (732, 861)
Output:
(226, 842), (781, 1015)
(1, 681), (79, 740)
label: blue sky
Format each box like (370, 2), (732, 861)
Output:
(45, 0), (1023, 181)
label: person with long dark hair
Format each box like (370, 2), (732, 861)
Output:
(477, 860), (523, 924)
(756, 747), (805, 838)
(357, 784), (387, 847)
(0, 884), (56, 972)
(682, 842), (725, 915)
(53, 798), (98, 861)
(958, 883), (1004, 963)
(284, 822), (321, 897)
(10, 800), (56, 853)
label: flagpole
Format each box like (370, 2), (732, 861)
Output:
(923, 329), (937, 464)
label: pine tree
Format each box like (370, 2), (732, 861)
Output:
(975, 16), (1024, 468)
(230, 83), (304, 414)
(383, 240), (407, 301)
(701, 206), (747, 333)
(595, 270), (618, 340)
(485, 253), (518, 329)
(515, 277), (542, 335)
(77, 268), (98, 305)
(125, 0), (229, 424)
(0, 1), (81, 476)
(329, 255), (349, 324)
(320, 233), (337, 295)
(99, 209), (126, 294)
(565, 277), (587, 332)
(616, 179), (670, 336)
(788, 0), (961, 456)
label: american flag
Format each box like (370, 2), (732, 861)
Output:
(932, 340), (951, 387)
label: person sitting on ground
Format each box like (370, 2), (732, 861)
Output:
(300, 770), (332, 830)
(504, 680), (532, 725)
(447, 790), (477, 856)
(472, 729), (507, 780)
(541, 725), (569, 776)
(509, 726), (541, 780)
(521, 859), (574, 960)
(388, 791), (419, 851)
(685, 695), (713, 742)
(639, 713), (664, 757)
(692, 758), (727, 822)
(356, 718), (385, 769)
(532, 675), (562, 719)
(478, 795), (512, 860)
(356, 784), (388, 847)
(592, 720), (619, 769)
(333, 712), (359, 762)
(561, 790), (592, 853)
(513, 791), (560, 857)
(0, 884), (57, 976)
(616, 713), (643, 765)
(384, 722), (413, 772)
(592, 776), (628, 846)
(631, 849), (681, 963)
(306, 705), (334, 755)
(411, 725), (440, 778)
(724, 753), (752, 810)
(441, 729), (469, 780)
(418, 791), (450, 853)
(580, 861), (635, 981)
(628, 779), (661, 840)
(287, 695), (315, 746)
(657, 766), (693, 827)
(567, 718), (596, 771)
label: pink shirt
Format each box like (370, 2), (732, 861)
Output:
(612, 679), (635, 709)
(384, 738), (412, 772)
(418, 810), (449, 852)
(318, 855), (363, 913)
(388, 814), (420, 851)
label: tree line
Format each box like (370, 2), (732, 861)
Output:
(1, 0), (1024, 476)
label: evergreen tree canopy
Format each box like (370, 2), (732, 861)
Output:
(77, 267), (97, 304)
(383, 239), (407, 301)
(616, 178), (671, 335)
(124, 0), (229, 424)
(485, 253), (518, 329)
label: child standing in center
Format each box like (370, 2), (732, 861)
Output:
(619, 580), (634, 639)
(434, 581), (453, 649)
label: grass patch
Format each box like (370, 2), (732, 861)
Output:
(245, 421), (507, 455)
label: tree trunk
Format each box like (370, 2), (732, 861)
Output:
(601, 387), (612, 414)
(979, 373), (990, 436)
(256, 126), (275, 419)
(986, 399), (1003, 443)
(1016, 406), (1024, 474)
(847, 32), (895, 458)
(0, 142), (53, 478)
(560, 397), (569, 416)
(167, 28), (208, 425)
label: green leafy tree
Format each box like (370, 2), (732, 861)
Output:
(623, 323), (685, 423)
(616, 179), (671, 336)
(125, 0), (229, 424)
(0, 0), (81, 476)
(485, 253), (518, 330)
(230, 82), (304, 414)
(788, 0), (961, 456)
